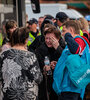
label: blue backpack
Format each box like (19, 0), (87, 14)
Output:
(53, 36), (90, 95)
(53, 46), (70, 95)
(66, 37), (90, 89)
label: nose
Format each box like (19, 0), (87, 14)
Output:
(47, 38), (50, 42)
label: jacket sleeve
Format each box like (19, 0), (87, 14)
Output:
(35, 48), (45, 73)
(64, 33), (79, 54)
(30, 53), (43, 84)
(55, 45), (64, 57)
(55, 37), (66, 56)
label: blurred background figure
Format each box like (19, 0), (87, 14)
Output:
(27, 18), (41, 47)
(0, 20), (7, 49)
(44, 15), (55, 23)
(40, 15), (55, 35)
(55, 12), (69, 32)
(79, 17), (89, 32)
(0, 27), (43, 100)
(38, 16), (44, 30)
(85, 15), (90, 33)
(26, 14), (29, 27)
(1, 20), (17, 51)
(0, 29), (3, 47)
(78, 17), (90, 41)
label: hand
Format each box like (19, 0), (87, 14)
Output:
(50, 36), (59, 49)
(50, 61), (57, 69)
(43, 65), (51, 72)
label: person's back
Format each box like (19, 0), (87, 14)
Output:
(0, 27), (43, 100)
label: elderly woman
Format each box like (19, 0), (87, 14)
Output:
(0, 27), (43, 100)
(35, 24), (65, 100)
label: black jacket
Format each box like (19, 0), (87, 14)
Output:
(35, 37), (65, 71)
(28, 35), (44, 53)
(35, 37), (65, 100)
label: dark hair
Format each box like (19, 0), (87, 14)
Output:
(63, 20), (80, 34)
(5, 20), (17, 31)
(60, 18), (68, 23)
(11, 27), (29, 46)
(56, 12), (68, 23)
(40, 19), (54, 35)
(5, 20), (17, 40)
(44, 15), (54, 20)
(44, 24), (61, 39)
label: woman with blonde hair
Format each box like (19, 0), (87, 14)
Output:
(78, 17), (90, 40)
(78, 17), (89, 32)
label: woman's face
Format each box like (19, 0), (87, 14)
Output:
(9, 25), (17, 34)
(45, 33), (58, 48)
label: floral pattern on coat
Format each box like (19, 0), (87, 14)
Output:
(0, 49), (43, 100)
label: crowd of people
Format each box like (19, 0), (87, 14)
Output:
(0, 11), (90, 100)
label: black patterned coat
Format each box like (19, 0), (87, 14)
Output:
(0, 49), (43, 100)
